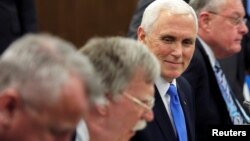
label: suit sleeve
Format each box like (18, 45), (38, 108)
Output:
(16, 0), (38, 33)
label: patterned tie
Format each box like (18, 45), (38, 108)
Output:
(167, 84), (187, 141)
(213, 61), (244, 124)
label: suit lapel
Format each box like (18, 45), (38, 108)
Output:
(154, 86), (177, 141)
(176, 80), (194, 141)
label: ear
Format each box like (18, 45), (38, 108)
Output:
(198, 12), (213, 32)
(94, 94), (113, 116)
(137, 26), (147, 43)
(95, 104), (108, 116)
(0, 89), (20, 127)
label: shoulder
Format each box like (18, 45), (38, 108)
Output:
(176, 76), (192, 92)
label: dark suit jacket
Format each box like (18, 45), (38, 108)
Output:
(131, 76), (195, 141)
(0, 0), (38, 54)
(182, 40), (232, 141)
(218, 44), (250, 116)
(217, 0), (250, 115)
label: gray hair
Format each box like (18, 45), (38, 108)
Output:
(189, 0), (226, 15)
(79, 36), (160, 100)
(141, 0), (198, 34)
(0, 33), (101, 109)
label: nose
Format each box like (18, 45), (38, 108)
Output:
(239, 20), (249, 35)
(143, 109), (154, 122)
(43, 134), (71, 141)
(43, 135), (54, 141)
(171, 42), (182, 57)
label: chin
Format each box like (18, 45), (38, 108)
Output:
(172, 70), (182, 75)
(119, 135), (131, 141)
(162, 72), (181, 81)
(231, 45), (241, 53)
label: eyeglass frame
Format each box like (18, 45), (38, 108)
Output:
(124, 92), (155, 111)
(208, 11), (247, 26)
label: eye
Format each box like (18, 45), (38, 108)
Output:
(49, 127), (71, 138)
(229, 13), (243, 25)
(161, 36), (175, 44)
(182, 39), (194, 47)
(232, 17), (242, 25)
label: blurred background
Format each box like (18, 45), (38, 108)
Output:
(36, 0), (138, 47)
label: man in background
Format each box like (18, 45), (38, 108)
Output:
(183, 0), (249, 140)
(219, 0), (250, 110)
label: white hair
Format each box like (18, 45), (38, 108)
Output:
(141, 0), (198, 34)
(189, 0), (227, 14)
(80, 36), (161, 102)
(0, 33), (101, 110)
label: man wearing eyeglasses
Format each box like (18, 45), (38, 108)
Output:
(74, 36), (160, 141)
(182, 0), (249, 140)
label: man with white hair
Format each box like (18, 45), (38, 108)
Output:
(131, 0), (198, 141)
(127, 0), (190, 39)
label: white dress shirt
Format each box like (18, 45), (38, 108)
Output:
(198, 37), (217, 66)
(155, 76), (177, 132)
(75, 119), (89, 141)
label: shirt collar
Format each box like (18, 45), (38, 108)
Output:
(155, 76), (177, 97)
(198, 37), (217, 67)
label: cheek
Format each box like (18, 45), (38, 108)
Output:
(217, 25), (236, 42)
(14, 122), (43, 141)
(147, 39), (165, 54)
(112, 102), (139, 127)
(220, 31), (232, 41)
(183, 47), (195, 65)
(123, 107), (143, 127)
(152, 45), (172, 59)
(218, 32), (238, 51)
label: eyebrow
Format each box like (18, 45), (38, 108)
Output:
(160, 34), (195, 41)
(184, 38), (195, 42)
(49, 125), (73, 134)
(232, 11), (244, 17)
(160, 35), (176, 40)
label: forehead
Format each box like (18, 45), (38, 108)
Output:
(59, 74), (86, 113)
(220, 0), (245, 15)
(125, 69), (154, 98)
(28, 75), (85, 129)
(151, 11), (196, 39)
(51, 74), (86, 120)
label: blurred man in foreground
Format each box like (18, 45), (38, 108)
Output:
(75, 36), (161, 141)
(0, 34), (97, 141)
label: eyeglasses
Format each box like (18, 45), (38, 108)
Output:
(124, 93), (155, 111)
(208, 11), (247, 26)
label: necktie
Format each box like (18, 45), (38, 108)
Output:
(167, 84), (187, 141)
(244, 75), (250, 101)
(213, 61), (244, 124)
